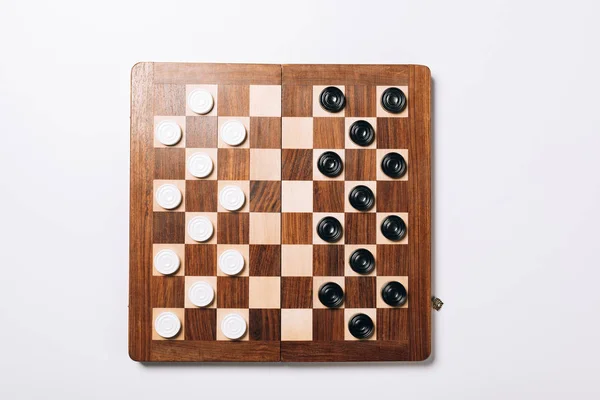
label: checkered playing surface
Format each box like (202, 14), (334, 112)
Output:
(131, 63), (431, 361)
(280, 83), (410, 344)
(151, 80), (283, 343)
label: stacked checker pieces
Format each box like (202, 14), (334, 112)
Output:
(279, 64), (431, 361)
(147, 64), (283, 361)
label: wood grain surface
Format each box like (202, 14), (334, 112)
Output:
(280, 64), (431, 362)
(130, 63), (430, 362)
(281, 341), (409, 362)
(130, 63), (282, 362)
(129, 62), (154, 362)
(407, 65), (431, 361)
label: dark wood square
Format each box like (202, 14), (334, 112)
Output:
(281, 213), (313, 244)
(249, 245), (280, 276)
(313, 309), (344, 341)
(282, 149), (312, 180)
(344, 213), (376, 244)
(186, 180), (218, 212)
(345, 149), (376, 181)
(217, 213), (249, 244)
(217, 276), (249, 308)
(250, 181), (281, 212)
(217, 85), (249, 116)
(281, 277), (312, 308)
(249, 309), (280, 341)
(152, 212), (185, 243)
(154, 148), (185, 180)
(250, 117), (281, 148)
(185, 309), (217, 341)
(313, 181), (344, 213)
(377, 118), (409, 149)
(313, 117), (345, 149)
(376, 181), (408, 212)
(150, 276), (184, 308)
(186, 116), (217, 148)
(217, 149), (249, 180)
(185, 244), (217, 276)
(344, 276), (376, 308)
(376, 245), (409, 275)
(345, 85), (377, 117)
(153, 84), (185, 115)
(377, 308), (409, 341)
(282, 85), (312, 117)
(313, 245), (344, 276)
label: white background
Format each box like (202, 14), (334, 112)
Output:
(0, 0), (599, 398)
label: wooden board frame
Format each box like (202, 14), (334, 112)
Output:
(130, 63), (431, 362)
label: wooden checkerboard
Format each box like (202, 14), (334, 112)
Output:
(130, 63), (431, 362)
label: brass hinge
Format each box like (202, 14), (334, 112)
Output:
(431, 296), (444, 311)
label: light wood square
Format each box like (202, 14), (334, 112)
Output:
(217, 181), (249, 213)
(344, 117), (377, 149)
(185, 148), (217, 180)
(376, 149), (408, 181)
(376, 86), (409, 118)
(281, 309), (312, 341)
(344, 245), (377, 277)
(376, 276), (409, 308)
(249, 277), (281, 308)
(154, 116), (186, 148)
(282, 181), (313, 212)
(185, 276), (217, 308)
(313, 85), (345, 117)
(185, 84), (218, 117)
(217, 117), (250, 148)
(376, 212), (408, 244)
(344, 181), (377, 213)
(313, 149), (345, 181)
(313, 213), (344, 245)
(216, 245), (249, 276)
(216, 309), (249, 341)
(249, 85), (281, 117)
(313, 276), (345, 309)
(281, 245), (313, 276)
(344, 308), (377, 340)
(153, 180), (185, 212)
(152, 308), (185, 340)
(282, 117), (313, 149)
(185, 212), (217, 244)
(153, 244), (185, 276)
(249, 213), (281, 244)
(250, 149), (281, 180)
